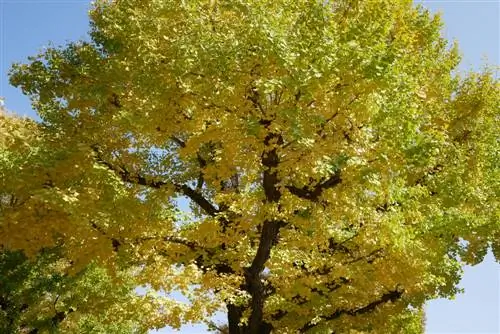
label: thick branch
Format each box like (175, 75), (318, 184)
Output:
(161, 235), (202, 251)
(91, 145), (221, 217)
(299, 287), (404, 332)
(376, 201), (401, 213)
(271, 277), (350, 322)
(286, 171), (341, 201)
(177, 184), (220, 216)
(136, 235), (204, 252)
(129, 233), (234, 274)
(247, 92), (265, 114)
(170, 136), (186, 148)
(414, 164), (443, 188)
(90, 221), (203, 253)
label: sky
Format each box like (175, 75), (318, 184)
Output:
(0, 0), (498, 333)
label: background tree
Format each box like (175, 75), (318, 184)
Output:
(0, 248), (146, 334)
(0, 110), (173, 333)
(1, 0), (498, 333)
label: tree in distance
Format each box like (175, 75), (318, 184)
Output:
(1, 0), (498, 333)
(0, 247), (147, 334)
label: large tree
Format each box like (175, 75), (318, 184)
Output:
(1, 0), (498, 333)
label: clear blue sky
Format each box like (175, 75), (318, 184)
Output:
(0, 1), (498, 333)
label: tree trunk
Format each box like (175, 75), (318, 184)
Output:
(226, 304), (273, 334)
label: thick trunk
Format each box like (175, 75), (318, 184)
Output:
(227, 304), (243, 334)
(226, 129), (282, 334)
(226, 304), (273, 334)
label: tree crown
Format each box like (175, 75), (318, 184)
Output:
(2, 1), (499, 332)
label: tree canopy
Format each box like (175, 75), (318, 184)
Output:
(1, 0), (498, 333)
(0, 248), (146, 334)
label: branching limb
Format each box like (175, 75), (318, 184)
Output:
(299, 286), (404, 332)
(271, 277), (350, 322)
(89, 221), (204, 253)
(91, 145), (221, 217)
(286, 171), (341, 201)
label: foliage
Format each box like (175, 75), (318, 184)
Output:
(1, 0), (499, 333)
(0, 248), (145, 333)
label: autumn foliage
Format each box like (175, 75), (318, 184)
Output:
(1, 0), (498, 333)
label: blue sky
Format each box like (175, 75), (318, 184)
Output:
(0, 1), (498, 333)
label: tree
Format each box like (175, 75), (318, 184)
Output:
(0, 248), (146, 334)
(1, 0), (498, 333)
(0, 109), (149, 333)
(0, 110), (171, 333)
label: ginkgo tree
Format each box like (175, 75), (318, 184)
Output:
(1, 0), (498, 333)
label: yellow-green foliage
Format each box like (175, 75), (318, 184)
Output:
(0, 249), (147, 334)
(1, 1), (498, 333)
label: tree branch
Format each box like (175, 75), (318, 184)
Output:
(286, 171), (341, 201)
(246, 80), (265, 115)
(136, 235), (204, 252)
(177, 184), (220, 217)
(271, 277), (350, 322)
(89, 220), (204, 253)
(91, 145), (221, 217)
(299, 287), (404, 332)
(90, 221), (234, 275)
